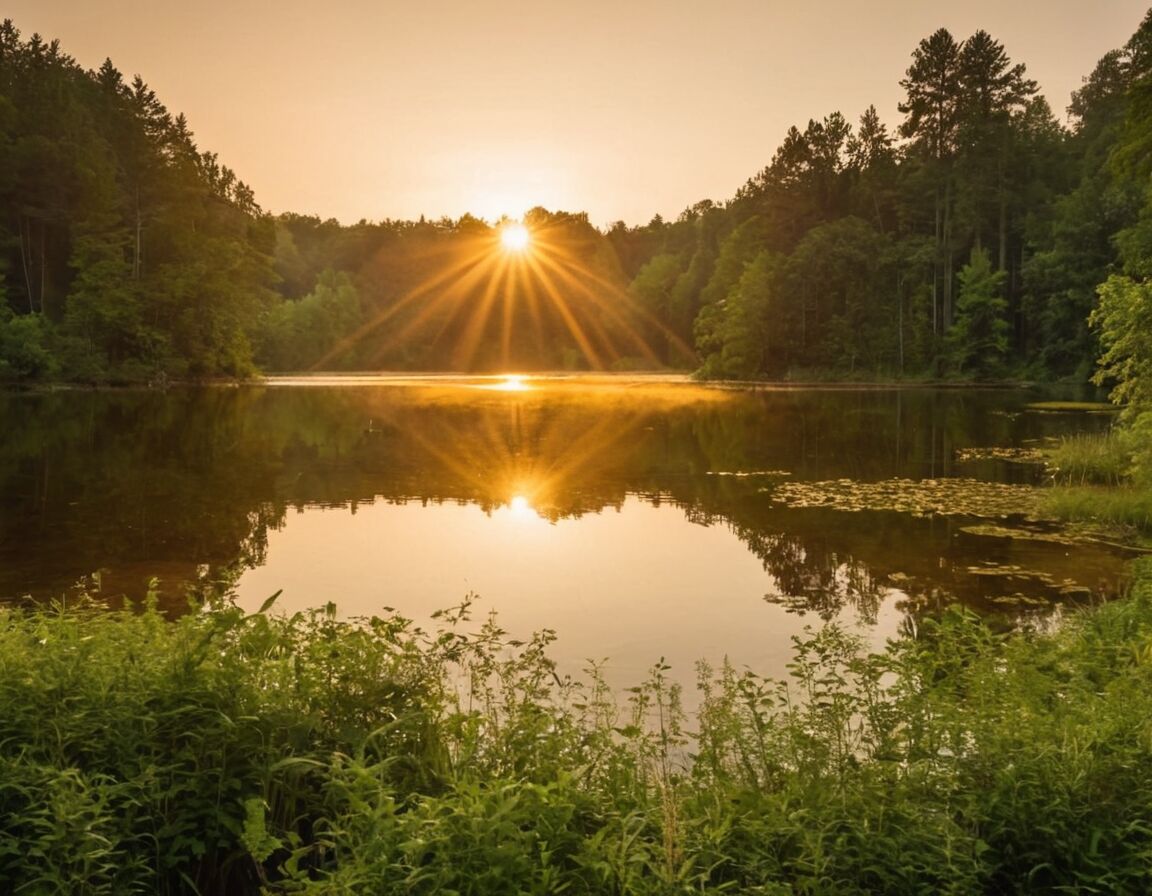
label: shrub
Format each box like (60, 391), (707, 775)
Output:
(6, 577), (1152, 894)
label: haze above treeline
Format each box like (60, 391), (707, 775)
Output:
(3, 10), (1152, 383)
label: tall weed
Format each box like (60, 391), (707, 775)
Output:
(5, 573), (1152, 893)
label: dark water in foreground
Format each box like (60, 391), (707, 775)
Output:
(0, 376), (1127, 686)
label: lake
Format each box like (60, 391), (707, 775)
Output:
(0, 375), (1129, 691)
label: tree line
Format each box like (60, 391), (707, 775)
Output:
(625, 12), (1152, 381)
(0, 21), (276, 381)
(1, 12), (1151, 381)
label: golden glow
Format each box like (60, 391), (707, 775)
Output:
(476, 374), (532, 392)
(333, 380), (722, 535)
(500, 222), (531, 252)
(309, 208), (696, 374)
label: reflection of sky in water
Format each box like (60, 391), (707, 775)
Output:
(237, 496), (906, 696)
(2, 380), (1123, 657)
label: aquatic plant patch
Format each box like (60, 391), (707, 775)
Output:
(1023, 401), (1119, 413)
(770, 477), (1042, 518)
(954, 446), (1048, 463)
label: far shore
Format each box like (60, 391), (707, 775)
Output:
(1, 370), (1101, 395)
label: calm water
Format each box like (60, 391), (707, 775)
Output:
(0, 376), (1127, 688)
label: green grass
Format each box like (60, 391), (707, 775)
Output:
(1045, 431), (1131, 486)
(1024, 401), (1118, 412)
(1041, 428), (1152, 537)
(6, 577), (1152, 894)
(1042, 485), (1152, 535)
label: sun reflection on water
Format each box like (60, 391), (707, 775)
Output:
(478, 374), (532, 392)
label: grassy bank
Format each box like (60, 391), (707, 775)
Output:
(4, 578), (1152, 894)
(1043, 430), (1152, 537)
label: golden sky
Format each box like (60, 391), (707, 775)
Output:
(9, 0), (1149, 226)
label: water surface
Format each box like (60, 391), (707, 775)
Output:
(0, 376), (1125, 687)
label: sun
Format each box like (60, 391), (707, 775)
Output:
(500, 222), (531, 252)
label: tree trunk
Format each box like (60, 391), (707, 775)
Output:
(18, 215), (35, 313)
(997, 172), (1007, 273)
(943, 175), (954, 329)
(897, 272), (904, 374)
(39, 221), (46, 316)
(133, 186), (142, 280)
(933, 185), (942, 336)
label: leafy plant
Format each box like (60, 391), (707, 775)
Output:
(6, 572), (1152, 893)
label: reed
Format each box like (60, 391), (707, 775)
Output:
(1046, 431), (1130, 486)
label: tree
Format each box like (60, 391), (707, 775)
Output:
(900, 29), (964, 162)
(695, 250), (783, 379)
(258, 269), (362, 370)
(1090, 274), (1152, 481)
(899, 28), (964, 332)
(847, 105), (898, 232)
(781, 217), (893, 372)
(954, 30), (1037, 273)
(628, 252), (683, 363)
(1091, 275), (1152, 415)
(0, 305), (54, 378)
(949, 248), (1008, 376)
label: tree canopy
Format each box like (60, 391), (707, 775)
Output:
(3, 12), (1152, 383)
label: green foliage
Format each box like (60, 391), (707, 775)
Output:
(1046, 431), (1130, 486)
(0, 20), (276, 382)
(0, 590), (446, 894)
(694, 215), (915, 380)
(629, 252), (685, 365)
(0, 306), (55, 380)
(783, 217), (895, 373)
(949, 247), (1009, 376)
(8, 579), (1152, 893)
(257, 269), (363, 371)
(1091, 274), (1152, 416)
(1041, 484), (1152, 533)
(695, 250), (782, 379)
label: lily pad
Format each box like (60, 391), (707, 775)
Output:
(1024, 401), (1118, 413)
(771, 477), (1041, 519)
(958, 523), (1080, 547)
(955, 447), (1047, 464)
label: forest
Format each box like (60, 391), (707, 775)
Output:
(13, 14), (1152, 894)
(2, 12), (1152, 382)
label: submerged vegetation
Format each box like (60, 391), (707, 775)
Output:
(4, 576), (1152, 894)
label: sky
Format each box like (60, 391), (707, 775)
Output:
(8, 1), (1150, 227)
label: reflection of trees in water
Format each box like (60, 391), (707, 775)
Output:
(240, 503), (286, 570)
(0, 384), (1122, 616)
(672, 479), (1120, 628)
(680, 506), (886, 624)
(0, 390), (293, 603)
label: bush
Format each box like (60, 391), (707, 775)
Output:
(6, 578), (1152, 894)
(0, 308), (56, 380)
(0, 590), (447, 894)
